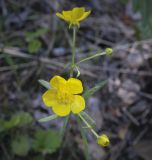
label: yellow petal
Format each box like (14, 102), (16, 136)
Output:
(62, 11), (72, 21)
(50, 75), (66, 90)
(42, 90), (57, 107)
(67, 78), (83, 94)
(52, 103), (71, 116)
(78, 10), (91, 21)
(72, 7), (85, 20)
(71, 95), (85, 114)
(56, 12), (65, 21)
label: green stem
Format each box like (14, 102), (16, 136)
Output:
(78, 113), (99, 138)
(70, 27), (76, 77)
(76, 52), (106, 65)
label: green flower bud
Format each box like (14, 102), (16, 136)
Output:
(105, 48), (113, 56)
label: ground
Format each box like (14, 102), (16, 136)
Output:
(0, 0), (152, 160)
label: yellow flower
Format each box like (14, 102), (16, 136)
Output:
(97, 134), (110, 147)
(42, 76), (85, 117)
(56, 7), (91, 28)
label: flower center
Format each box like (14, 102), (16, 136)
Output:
(57, 91), (73, 105)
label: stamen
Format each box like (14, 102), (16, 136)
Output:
(57, 91), (73, 104)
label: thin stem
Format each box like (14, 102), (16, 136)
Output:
(76, 52), (106, 65)
(78, 113), (99, 138)
(70, 27), (76, 77)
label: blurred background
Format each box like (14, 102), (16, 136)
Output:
(0, 0), (152, 160)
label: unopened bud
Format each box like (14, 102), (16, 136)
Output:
(97, 134), (110, 147)
(106, 48), (113, 56)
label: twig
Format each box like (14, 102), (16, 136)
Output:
(0, 61), (37, 72)
(122, 107), (140, 126)
(82, 65), (152, 77)
(132, 127), (148, 145)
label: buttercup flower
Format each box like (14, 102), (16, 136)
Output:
(97, 134), (110, 147)
(56, 7), (91, 28)
(42, 76), (85, 116)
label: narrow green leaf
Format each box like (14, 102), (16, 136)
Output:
(75, 65), (81, 78)
(38, 79), (50, 89)
(60, 115), (70, 140)
(76, 116), (90, 160)
(83, 80), (107, 99)
(82, 126), (91, 129)
(38, 115), (58, 123)
(80, 111), (96, 127)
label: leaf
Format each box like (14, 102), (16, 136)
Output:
(32, 129), (61, 154)
(76, 116), (90, 160)
(75, 65), (81, 78)
(0, 112), (33, 132)
(9, 112), (33, 127)
(11, 135), (30, 156)
(132, 0), (152, 38)
(28, 39), (42, 54)
(83, 80), (107, 99)
(80, 111), (96, 127)
(25, 28), (49, 42)
(35, 28), (49, 37)
(4, 54), (15, 66)
(60, 115), (70, 140)
(38, 79), (50, 89)
(38, 114), (58, 123)
(25, 32), (35, 42)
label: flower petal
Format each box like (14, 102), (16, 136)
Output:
(56, 12), (65, 21)
(42, 90), (57, 107)
(50, 75), (66, 90)
(52, 103), (71, 116)
(67, 78), (83, 94)
(62, 11), (72, 21)
(71, 95), (85, 114)
(72, 7), (85, 20)
(78, 11), (91, 21)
